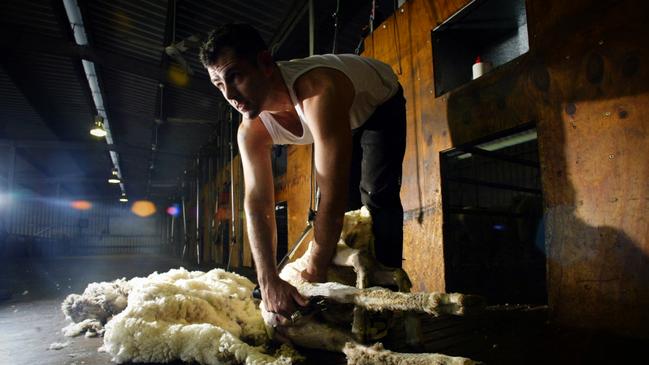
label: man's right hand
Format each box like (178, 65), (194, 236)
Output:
(260, 275), (309, 325)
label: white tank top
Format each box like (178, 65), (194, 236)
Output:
(259, 54), (399, 145)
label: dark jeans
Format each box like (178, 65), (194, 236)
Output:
(347, 86), (406, 268)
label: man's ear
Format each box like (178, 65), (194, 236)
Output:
(257, 50), (274, 75)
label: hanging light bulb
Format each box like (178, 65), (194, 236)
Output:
(119, 193), (128, 203)
(108, 168), (121, 184)
(90, 115), (107, 137)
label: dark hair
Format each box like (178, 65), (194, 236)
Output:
(199, 23), (268, 67)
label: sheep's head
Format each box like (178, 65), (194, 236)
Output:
(61, 293), (110, 323)
(61, 279), (130, 324)
(340, 207), (374, 251)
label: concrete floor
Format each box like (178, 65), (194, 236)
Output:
(0, 254), (222, 365)
(1, 254), (645, 365)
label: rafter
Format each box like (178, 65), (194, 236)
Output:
(0, 27), (216, 96)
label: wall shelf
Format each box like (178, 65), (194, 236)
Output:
(432, 0), (530, 96)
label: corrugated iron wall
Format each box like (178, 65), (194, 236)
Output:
(3, 197), (169, 256)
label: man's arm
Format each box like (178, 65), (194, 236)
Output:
(295, 68), (355, 282)
(237, 119), (308, 318)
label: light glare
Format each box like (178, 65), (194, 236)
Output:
(70, 200), (92, 210)
(166, 204), (180, 216)
(131, 200), (156, 217)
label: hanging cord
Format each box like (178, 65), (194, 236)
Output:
(226, 109), (237, 271)
(181, 176), (188, 260)
(331, 0), (341, 53)
(307, 145), (317, 224)
(370, 0), (376, 33)
(355, 0), (377, 55)
(393, 0), (403, 75)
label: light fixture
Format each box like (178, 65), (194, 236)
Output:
(90, 115), (107, 137)
(108, 168), (121, 184)
(119, 194), (128, 203)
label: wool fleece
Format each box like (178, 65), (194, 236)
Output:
(93, 268), (294, 364)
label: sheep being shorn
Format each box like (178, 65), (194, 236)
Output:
(61, 207), (482, 365)
(343, 342), (477, 365)
(261, 208), (484, 364)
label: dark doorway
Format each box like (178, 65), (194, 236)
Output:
(275, 201), (288, 264)
(440, 125), (546, 305)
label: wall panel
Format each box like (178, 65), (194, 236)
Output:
(362, 0), (649, 338)
(3, 197), (168, 256)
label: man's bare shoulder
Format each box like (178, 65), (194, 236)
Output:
(293, 67), (354, 101)
(238, 117), (272, 150)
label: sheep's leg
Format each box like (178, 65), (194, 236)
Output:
(280, 321), (354, 352)
(297, 283), (484, 316)
(343, 342), (480, 365)
(332, 246), (369, 289)
(369, 266), (412, 293)
(403, 312), (423, 348)
(351, 306), (369, 343)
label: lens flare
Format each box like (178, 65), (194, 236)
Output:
(0, 194), (9, 204)
(166, 204), (180, 217)
(131, 200), (156, 217)
(70, 200), (92, 210)
(168, 64), (189, 87)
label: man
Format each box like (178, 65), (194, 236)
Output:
(199, 24), (406, 324)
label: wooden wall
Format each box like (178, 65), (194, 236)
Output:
(357, 0), (649, 338)
(198, 155), (248, 268)
(275, 144), (314, 250)
(201, 0), (649, 339)
(187, 0), (649, 338)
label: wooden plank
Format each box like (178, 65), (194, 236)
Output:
(362, 0), (649, 340)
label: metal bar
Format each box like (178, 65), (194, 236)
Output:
(181, 179), (188, 260)
(269, 0), (309, 55)
(228, 111), (237, 270)
(228, 133), (237, 267)
(309, 0), (314, 56)
(7, 143), (16, 195)
(166, 117), (217, 125)
(6, 143), (16, 234)
(440, 123), (537, 155)
(170, 214), (175, 247)
(446, 207), (526, 218)
(0, 139), (189, 158)
(458, 146), (540, 168)
(446, 176), (542, 195)
(331, 0), (340, 53)
(195, 156), (201, 265)
(0, 27), (215, 96)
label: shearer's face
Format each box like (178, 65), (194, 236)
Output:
(207, 47), (269, 120)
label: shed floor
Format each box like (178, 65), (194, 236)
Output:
(1, 255), (645, 365)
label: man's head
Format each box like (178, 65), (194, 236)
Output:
(199, 23), (267, 67)
(200, 24), (273, 119)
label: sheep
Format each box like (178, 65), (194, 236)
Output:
(61, 207), (483, 365)
(261, 207), (484, 364)
(343, 342), (477, 365)
(61, 279), (130, 323)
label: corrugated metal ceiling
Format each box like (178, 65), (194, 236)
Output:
(0, 0), (398, 201)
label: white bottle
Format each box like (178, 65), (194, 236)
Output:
(472, 56), (491, 79)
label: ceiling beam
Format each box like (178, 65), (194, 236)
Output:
(0, 27), (216, 96)
(166, 117), (217, 125)
(269, 0), (309, 55)
(12, 174), (179, 185)
(0, 139), (191, 158)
